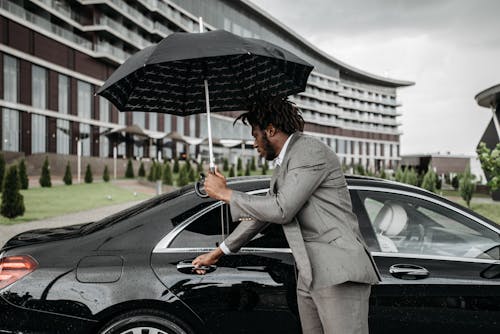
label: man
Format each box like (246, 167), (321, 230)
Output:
(192, 98), (380, 334)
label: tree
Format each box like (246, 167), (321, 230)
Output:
(125, 159), (134, 178)
(421, 165), (437, 193)
(138, 162), (146, 177)
(229, 165), (235, 177)
(147, 163), (156, 182)
(0, 153), (5, 192)
(197, 161), (203, 175)
(18, 159), (29, 189)
(250, 157), (256, 171)
(451, 175), (460, 190)
(177, 165), (189, 187)
(39, 156), (52, 187)
(103, 165), (110, 182)
(403, 167), (418, 186)
(477, 142), (500, 191)
(162, 162), (173, 185)
(84, 164), (93, 183)
(173, 157), (180, 174)
(223, 158), (229, 172)
(1, 165), (25, 219)
(355, 164), (366, 176)
(245, 161), (251, 176)
(237, 158), (243, 172)
(63, 161), (72, 185)
(394, 166), (404, 182)
(188, 167), (196, 183)
(185, 159), (192, 173)
(378, 169), (387, 180)
(155, 162), (163, 182)
(459, 166), (476, 208)
(261, 160), (268, 175)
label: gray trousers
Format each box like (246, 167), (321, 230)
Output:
(297, 279), (371, 334)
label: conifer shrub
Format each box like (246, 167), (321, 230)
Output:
(1, 165), (25, 219)
(63, 161), (72, 185)
(39, 156), (52, 187)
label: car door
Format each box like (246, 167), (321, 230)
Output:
(350, 187), (500, 334)
(151, 195), (300, 334)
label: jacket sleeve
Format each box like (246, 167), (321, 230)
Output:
(230, 143), (329, 225)
(222, 219), (270, 253)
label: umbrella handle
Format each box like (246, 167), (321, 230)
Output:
(194, 173), (209, 198)
(194, 167), (216, 198)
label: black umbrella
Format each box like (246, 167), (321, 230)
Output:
(97, 29), (313, 196)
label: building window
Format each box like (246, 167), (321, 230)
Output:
(149, 113), (158, 131)
(77, 81), (91, 156)
(99, 97), (110, 158)
(3, 55), (18, 102)
(2, 108), (19, 151)
(338, 139), (345, 154)
(132, 112), (145, 157)
(32, 65), (47, 153)
(57, 74), (70, 154)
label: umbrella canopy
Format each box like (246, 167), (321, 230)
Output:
(97, 30), (313, 115)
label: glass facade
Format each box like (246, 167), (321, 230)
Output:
(3, 55), (17, 102)
(57, 74), (70, 154)
(2, 109), (20, 151)
(32, 65), (47, 153)
(77, 80), (91, 156)
(99, 96), (110, 157)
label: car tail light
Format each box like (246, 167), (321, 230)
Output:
(0, 255), (38, 289)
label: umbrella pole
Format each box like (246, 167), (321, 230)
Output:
(204, 79), (215, 172)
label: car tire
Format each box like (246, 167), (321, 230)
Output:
(98, 309), (194, 334)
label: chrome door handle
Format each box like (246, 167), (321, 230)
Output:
(176, 260), (216, 274)
(389, 264), (429, 280)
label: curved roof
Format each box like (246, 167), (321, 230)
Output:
(475, 83), (500, 109)
(242, 0), (414, 88)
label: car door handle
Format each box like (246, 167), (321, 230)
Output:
(176, 260), (216, 274)
(389, 264), (429, 280)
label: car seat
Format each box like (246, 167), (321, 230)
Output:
(373, 201), (408, 252)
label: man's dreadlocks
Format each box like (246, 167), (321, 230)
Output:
(234, 98), (304, 135)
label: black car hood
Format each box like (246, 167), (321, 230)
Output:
(2, 222), (92, 250)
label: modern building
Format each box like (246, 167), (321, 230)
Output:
(400, 153), (471, 176)
(0, 0), (413, 172)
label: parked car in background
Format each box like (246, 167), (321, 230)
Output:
(1, 175), (499, 334)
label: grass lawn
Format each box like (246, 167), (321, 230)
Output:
(0, 182), (151, 225)
(445, 197), (500, 225)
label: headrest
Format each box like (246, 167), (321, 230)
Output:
(373, 201), (408, 236)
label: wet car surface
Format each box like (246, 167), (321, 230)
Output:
(1, 175), (499, 334)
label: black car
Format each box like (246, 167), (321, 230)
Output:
(1, 176), (500, 334)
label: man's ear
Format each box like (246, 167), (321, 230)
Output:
(265, 124), (276, 137)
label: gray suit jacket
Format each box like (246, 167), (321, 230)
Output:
(224, 132), (380, 288)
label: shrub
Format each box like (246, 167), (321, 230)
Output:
(125, 159), (134, 178)
(421, 166), (437, 193)
(355, 164), (366, 176)
(177, 165), (189, 187)
(155, 162), (163, 181)
(394, 166), (404, 182)
(237, 158), (243, 172)
(18, 159), (29, 189)
(147, 163), (155, 182)
(138, 162), (146, 177)
(403, 167), (418, 186)
(188, 167), (196, 183)
(1, 165), (25, 219)
(197, 161), (203, 174)
(378, 169), (387, 180)
(63, 161), (72, 185)
(173, 157), (180, 174)
(245, 161), (251, 176)
(39, 156), (52, 187)
(261, 160), (268, 175)
(451, 175), (460, 190)
(477, 142), (500, 191)
(103, 165), (110, 182)
(250, 157), (256, 171)
(0, 153), (5, 192)
(229, 165), (235, 177)
(84, 164), (93, 183)
(223, 158), (229, 172)
(162, 162), (173, 185)
(459, 166), (476, 207)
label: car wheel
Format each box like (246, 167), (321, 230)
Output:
(98, 309), (194, 334)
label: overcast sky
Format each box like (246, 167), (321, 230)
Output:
(248, 0), (500, 155)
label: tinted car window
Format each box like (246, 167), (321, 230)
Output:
(358, 191), (500, 260)
(170, 204), (225, 248)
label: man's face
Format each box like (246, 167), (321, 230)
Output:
(252, 125), (277, 161)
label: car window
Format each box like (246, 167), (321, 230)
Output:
(170, 204), (225, 248)
(357, 190), (500, 260)
(228, 221), (290, 249)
